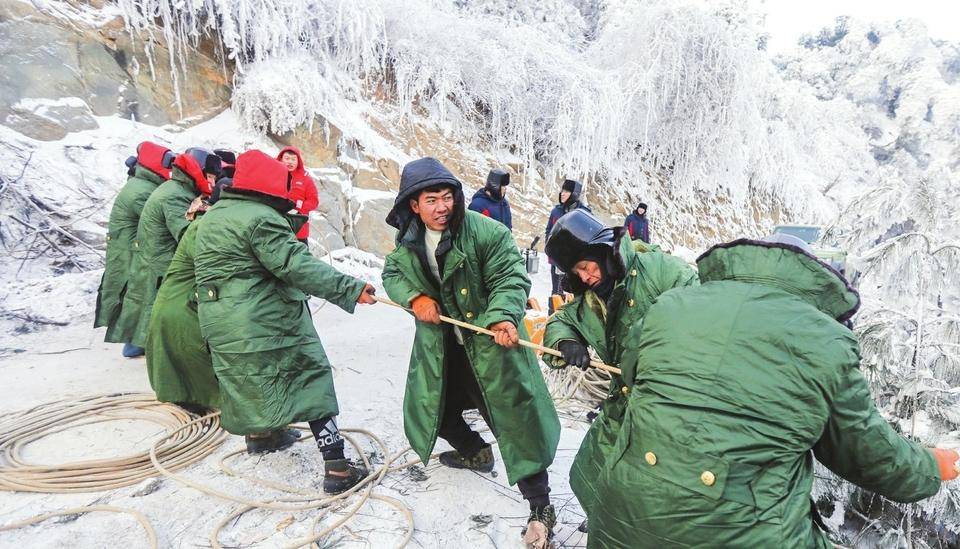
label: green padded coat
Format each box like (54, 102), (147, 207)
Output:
(145, 219), (220, 409)
(193, 190), (366, 434)
(382, 211), (561, 485)
(114, 167), (198, 346)
(94, 166), (165, 342)
(591, 240), (941, 548)
(542, 237), (698, 519)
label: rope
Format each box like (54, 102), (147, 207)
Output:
(0, 505), (157, 547)
(372, 295), (622, 375)
(0, 394), (419, 548)
(0, 393), (225, 548)
(0, 393), (225, 493)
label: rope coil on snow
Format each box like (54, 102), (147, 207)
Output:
(0, 393), (226, 493)
(0, 393), (226, 548)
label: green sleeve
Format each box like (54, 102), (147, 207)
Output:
(474, 223), (531, 329)
(653, 253), (699, 293)
(250, 216), (366, 313)
(163, 194), (193, 242)
(382, 251), (421, 310)
(813, 365), (941, 503)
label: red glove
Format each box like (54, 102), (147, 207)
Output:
(489, 321), (518, 348)
(411, 295), (441, 324)
(932, 448), (959, 481)
(356, 284), (376, 305)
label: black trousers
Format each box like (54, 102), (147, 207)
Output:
(548, 265), (565, 313)
(437, 336), (551, 507)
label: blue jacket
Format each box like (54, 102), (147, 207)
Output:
(468, 188), (512, 231)
(625, 211), (650, 242)
(545, 200), (591, 264)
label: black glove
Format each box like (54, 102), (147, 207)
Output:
(558, 340), (590, 370)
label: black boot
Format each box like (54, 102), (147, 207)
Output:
(323, 459), (368, 494)
(175, 402), (210, 416)
(522, 504), (557, 549)
(438, 443), (494, 473)
(244, 428), (302, 454)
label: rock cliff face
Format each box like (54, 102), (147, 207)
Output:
(1, 1), (780, 261)
(0, 1), (231, 139)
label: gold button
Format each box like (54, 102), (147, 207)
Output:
(207, 290), (214, 298)
(460, 288), (468, 296)
(106, 235), (111, 241)
(701, 471), (716, 486)
(465, 312), (473, 319)
(627, 299), (635, 307)
(134, 241), (139, 248)
(644, 452), (657, 466)
(620, 386), (630, 396)
(630, 269), (637, 276)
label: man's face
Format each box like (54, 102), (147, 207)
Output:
(410, 188), (455, 231)
(205, 173), (217, 184)
(572, 259), (602, 288)
(499, 185), (508, 198)
(560, 190), (572, 203)
(637, 207), (646, 216)
(281, 152), (299, 172)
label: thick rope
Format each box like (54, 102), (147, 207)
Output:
(0, 394), (419, 548)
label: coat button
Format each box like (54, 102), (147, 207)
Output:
(701, 471), (716, 486)
(627, 299), (635, 307)
(134, 241), (139, 248)
(644, 452), (657, 466)
(630, 269), (637, 276)
(194, 292), (199, 299)
(106, 235), (111, 241)
(465, 312), (474, 319)
(460, 288), (468, 296)
(620, 386), (630, 396)
(207, 290), (214, 298)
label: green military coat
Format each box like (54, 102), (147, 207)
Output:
(194, 190), (366, 435)
(145, 219), (220, 409)
(383, 211), (561, 485)
(114, 167), (198, 346)
(94, 166), (165, 342)
(591, 240), (940, 548)
(543, 238), (698, 518)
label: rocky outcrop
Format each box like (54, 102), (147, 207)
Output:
(0, 1), (231, 140)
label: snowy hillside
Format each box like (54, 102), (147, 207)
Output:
(1, 0), (959, 547)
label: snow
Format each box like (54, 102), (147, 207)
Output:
(0, 258), (590, 548)
(2, 0), (959, 546)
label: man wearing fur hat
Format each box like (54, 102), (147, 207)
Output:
(382, 157), (560, 548)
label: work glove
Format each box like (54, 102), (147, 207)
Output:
(356, 283), (377, 305)
(932, 448), (960, 481)
(488, 321), (519, 348)
(411, 294), (441, 324)
(557, 340), (590, 370)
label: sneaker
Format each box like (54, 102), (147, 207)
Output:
(522, 504), (557, 549)
(323, 459), (369, 494)
(244, 428), (302, 454)
(122, 343), (145, 358)
(438, 444), (495, 473)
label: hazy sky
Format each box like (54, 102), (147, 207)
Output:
(753, 0), (960, 52)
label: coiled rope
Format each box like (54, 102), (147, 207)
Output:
(0, 393), (225, 546)
(0, 393), (431, 548)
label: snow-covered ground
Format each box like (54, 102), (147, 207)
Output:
(0, 261), (593, 548)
